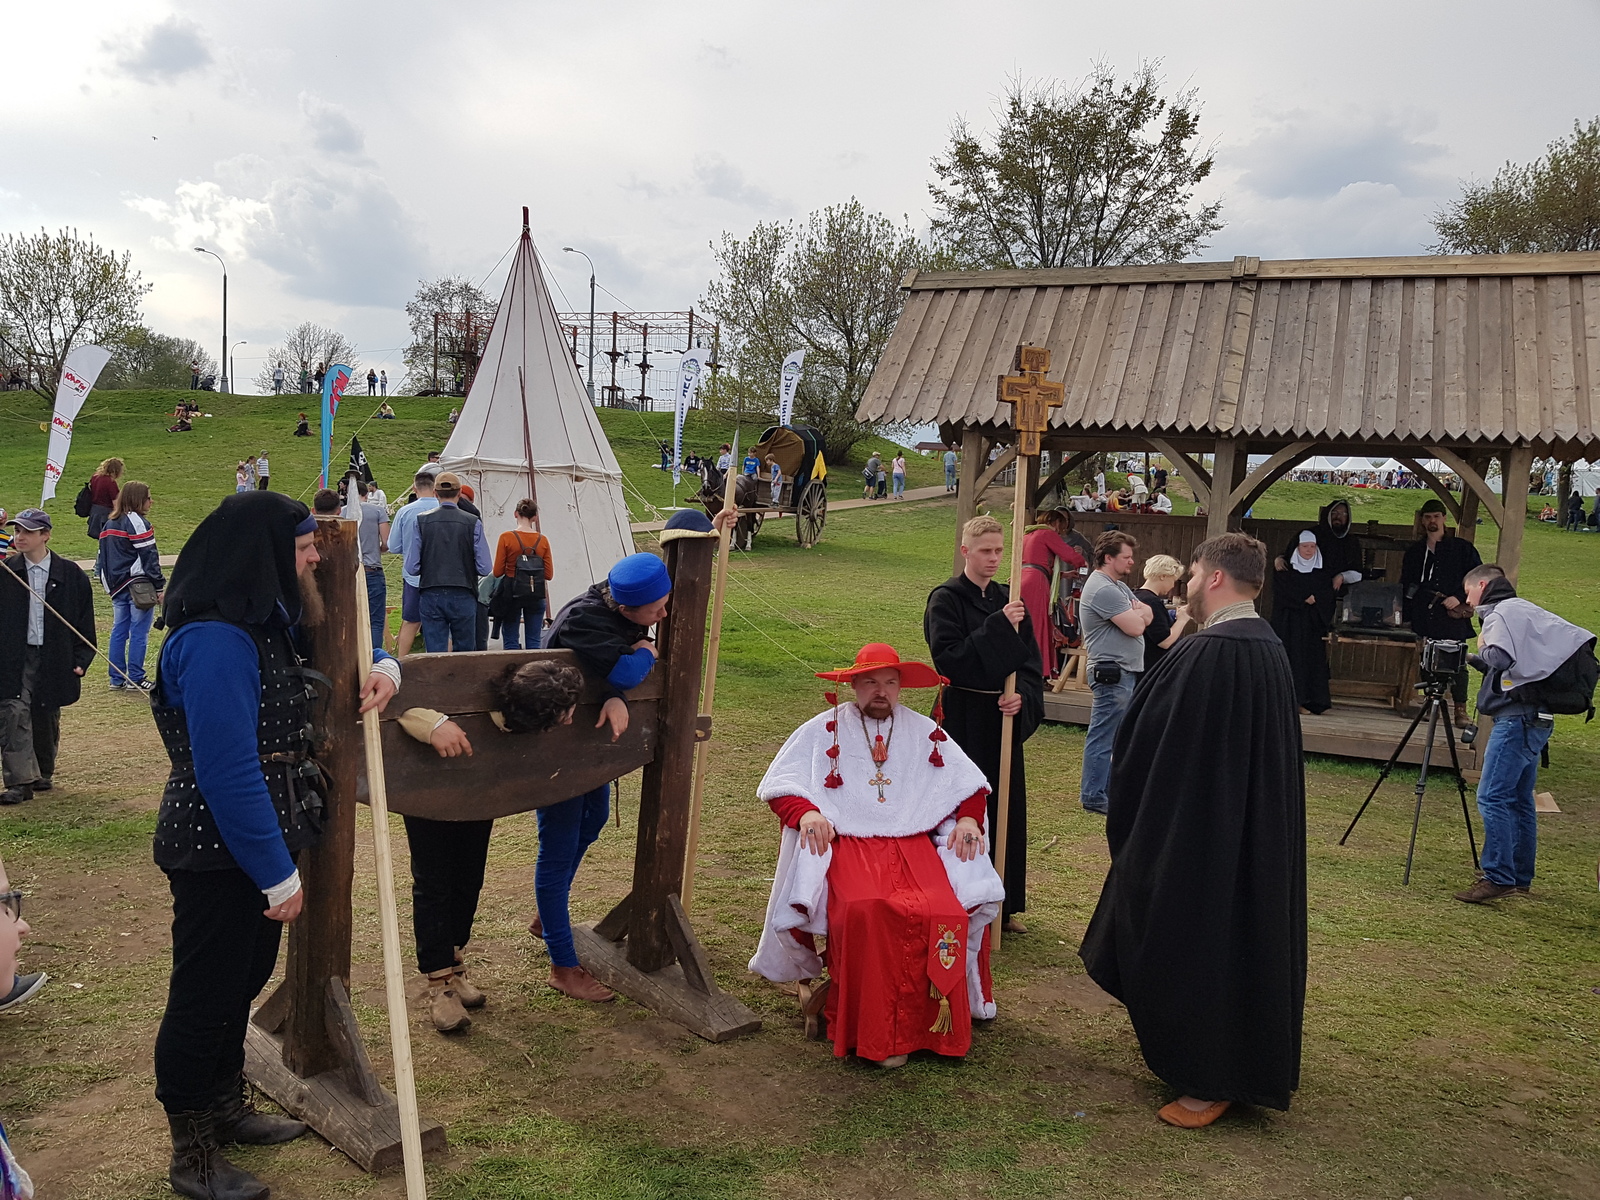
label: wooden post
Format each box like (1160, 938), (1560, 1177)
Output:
(681, 452), (740, 913)
(245, 517), (446, 1174)
(993, 347), (1063, 949)
(1206, 437), (1239, 539)
(953, 427), (986, 574)
(1458, 453), (1486, 543)
(1499, 445), (1535, 582)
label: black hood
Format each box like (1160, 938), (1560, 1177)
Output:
(161, 491), (313, 631)
(1478, 576), (1518, 607)
(1320, 499), (1353, 538)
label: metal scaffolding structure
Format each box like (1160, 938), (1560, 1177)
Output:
(556, 310), (720, 411)
(420, 309), (491, 396)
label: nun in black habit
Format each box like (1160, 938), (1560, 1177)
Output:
(1080, 532), (1306, 1127)
(1272, 530), (1336, 715)
(924, 559), (1043, 928)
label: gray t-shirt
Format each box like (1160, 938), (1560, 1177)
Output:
(357, 502), (387, 569)
(1081, 570), (1145, 672)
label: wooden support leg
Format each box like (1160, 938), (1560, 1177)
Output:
(953, 428), (986, 575)
(1499, 446), (1534, 583)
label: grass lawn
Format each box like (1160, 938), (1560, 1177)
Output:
(2, 391), (1599, 1198)
(0, 389), (945, 560)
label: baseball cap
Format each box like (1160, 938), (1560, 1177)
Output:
(434, 471), (462, 497)
(8, 508), (51, 531)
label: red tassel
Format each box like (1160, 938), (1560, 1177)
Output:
(823, 691), (838, 706)
(824, 770), (843, 788)
(928, 747), (944, 766)
(930, 728), (948, 742)
(825, 720), (836, 732)
(825, 745), (839, 759)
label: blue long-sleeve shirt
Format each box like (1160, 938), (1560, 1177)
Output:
(402, 500), (491, 582)
(160, 621), (395, 892)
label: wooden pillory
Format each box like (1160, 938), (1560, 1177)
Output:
(245, 519), (758, 1176)
(992, 346), (1062, 950)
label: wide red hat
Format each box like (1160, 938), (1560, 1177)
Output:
(815, 642), (945, 690)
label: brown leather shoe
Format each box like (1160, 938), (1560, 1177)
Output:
(1454, 878), (1516, 904)
(548, 965), (614, 1002)
(426, 968), (472, 1032)
(1158, 1098), (1231, 1128)
(451, 950), (486, 1008)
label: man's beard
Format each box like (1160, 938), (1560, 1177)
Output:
(297, 565), (325, 627)
(859, 697), (894, 720)
(1187, 586), (1210, 625)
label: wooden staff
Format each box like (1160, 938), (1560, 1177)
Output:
(355, 568), (428, 1200)
(993, 345), (1063, 951)
(680, 438), (739, 913)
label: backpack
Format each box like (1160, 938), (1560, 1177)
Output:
(511, 534), (546, 602)
(1526, 637), (1599, 719)
(74, 481), (93, 518)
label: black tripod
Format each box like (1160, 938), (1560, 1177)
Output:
(1339, 678), (1481, 884)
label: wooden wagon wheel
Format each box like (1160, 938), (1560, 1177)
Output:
(796, 480), (827, 548)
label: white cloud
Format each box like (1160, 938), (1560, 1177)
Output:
(692, 155), (783, 209)
(1233, 109), (1449, 199)
(112, 16), (212, 83)
(299, 93), (366, 158)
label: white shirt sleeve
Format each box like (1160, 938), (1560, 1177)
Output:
(264, 869), (302, 907)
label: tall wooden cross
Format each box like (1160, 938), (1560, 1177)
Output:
(997, 345), (1063, 456)
(990, 343), (1061, 950)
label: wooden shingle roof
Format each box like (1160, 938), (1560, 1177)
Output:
(857, 253), (1600, 449)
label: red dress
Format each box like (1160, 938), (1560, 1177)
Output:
(769, 791), (988, 1060)
(1021, 528), (1086, 674)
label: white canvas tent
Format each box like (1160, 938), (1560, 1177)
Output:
(440, 210), (634, 612)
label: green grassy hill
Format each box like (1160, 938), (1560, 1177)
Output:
(0, 389), (944, 559)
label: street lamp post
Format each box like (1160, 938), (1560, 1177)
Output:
(563, 247), (596, 402)
(194, 247), (227, 393)
(230, 340), (248, 395)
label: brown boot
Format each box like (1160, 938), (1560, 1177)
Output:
(548, 965), (615, 1002)
(1454, 878), (1515, 904)
(451, 950), (485, 1009)
(427, 968), (472, 1032)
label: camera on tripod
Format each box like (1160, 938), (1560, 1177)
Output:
(1419, 638), (1465, 683)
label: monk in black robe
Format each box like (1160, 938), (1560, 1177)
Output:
(1081, 533), (1306, 1128)
(1272, 530), (1335, 714)
(925, 515), (1043, 930)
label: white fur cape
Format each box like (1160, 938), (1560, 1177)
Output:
(747, 702), (1003, 1018)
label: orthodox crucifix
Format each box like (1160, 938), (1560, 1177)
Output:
(993, 345), (1063, 948)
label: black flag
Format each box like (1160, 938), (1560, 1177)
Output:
(348, 436), (374, 484)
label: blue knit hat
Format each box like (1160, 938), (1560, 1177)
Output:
(659, 509), (718, 544)
(608, 552), (671, 606)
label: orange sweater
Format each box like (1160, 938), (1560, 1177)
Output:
(493, 529), (554, 581)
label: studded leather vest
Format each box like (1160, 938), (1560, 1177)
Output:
(151, 621), (327, 873)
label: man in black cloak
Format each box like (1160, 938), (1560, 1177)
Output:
(1272, 530), (1336, 714)
(925, 514), (1043, 932)
(1080, 532), (1306, 1128)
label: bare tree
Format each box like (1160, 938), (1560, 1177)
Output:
(1432, 117), (1600, 254)
(253, 322), (360, 394)
(704, 200), (929, 463)
(0, 227), (151, 397)
(929, 64), (1223, 269)
(401, 276), (495, 395)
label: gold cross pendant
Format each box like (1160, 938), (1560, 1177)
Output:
(868, 769), (891, 801)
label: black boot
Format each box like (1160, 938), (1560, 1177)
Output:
(213, 1077), (309, 1145)
(167, 1110), (270, 1200)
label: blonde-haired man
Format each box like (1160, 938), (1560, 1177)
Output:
(923, 514), (1042, 933)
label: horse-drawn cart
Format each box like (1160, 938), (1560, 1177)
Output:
(698, 424), (829, 550)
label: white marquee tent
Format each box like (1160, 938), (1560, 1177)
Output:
(440, 210), (634, 612)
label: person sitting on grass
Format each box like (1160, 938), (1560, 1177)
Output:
(394, 659), (585, 1032)
(293, 412), (311, 437)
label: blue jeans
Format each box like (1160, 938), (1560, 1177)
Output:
(945, 464), (956, 489)
(500, 597), (546, 650)
(109, 592), (155, 686)
(1080, 671), (1138, 812)
(1475, 715), (1552, 887)
(419, 587), (478, 653)
(535, 785), (611, 968)
(364, 567), (386, 649)
(892, 472), (905, 496)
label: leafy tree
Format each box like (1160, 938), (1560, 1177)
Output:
(929, 64), (1223, 269)
(102, 328), (215, 389)
(252, 322), (360, 394)
(401, 276), (495, 395)
(0, 227), (151, 398)
(1431, 117), (1600, 254)
(703, 200), (929, 463)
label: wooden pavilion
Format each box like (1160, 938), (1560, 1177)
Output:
(858, 251), (1600, 768)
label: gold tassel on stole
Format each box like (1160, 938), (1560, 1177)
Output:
(928, 981), (952, 1034)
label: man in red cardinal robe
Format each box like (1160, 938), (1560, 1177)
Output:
(749, 643), (1004, 1067)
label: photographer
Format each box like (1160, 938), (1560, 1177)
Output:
(1401, 499), (1481, 726)
(1453, 564), (1596, 904)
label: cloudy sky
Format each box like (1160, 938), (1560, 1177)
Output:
(5, 0), (1598, 388)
